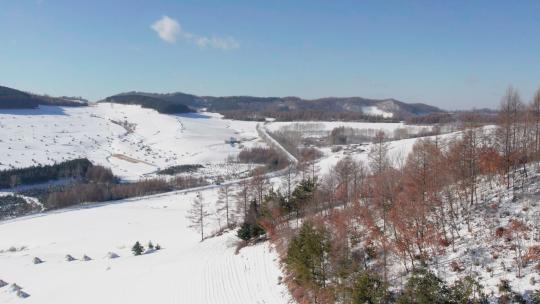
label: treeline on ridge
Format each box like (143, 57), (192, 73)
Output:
(102, 94), (193, 114)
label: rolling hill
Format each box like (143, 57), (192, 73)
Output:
(0, 85), (88, 109)
(102, 91), (444, 120)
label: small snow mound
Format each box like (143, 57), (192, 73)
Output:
(82, 254), (92, 261)
(106, 252), (119, 259)
(4, 246), (25, 253)
(0, 279), (7, 288)
(10, 283), (22, 292)
(144, 248), (155, 254)
(65, 254), (76, 261)
(32, 257), (44, 264)
(17, 290), (30, 298)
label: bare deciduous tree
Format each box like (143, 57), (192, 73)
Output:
(186, 192), (210, 241)
(217, 184), (233, 228)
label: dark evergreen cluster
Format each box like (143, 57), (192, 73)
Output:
(0, 85), (38, 108)
(0, 85), (87, 109)
(0, 195), (36, 220)
(0, 158), (93, 188)
(131, 241), (161, 256)
(132, 241), (144, 256)
(237, 222), (265, 241)
(284, 224), (490, 304)
(237, 201), (265, 241)
(285, 222), (331, 287)
(102, 94), (193, 114)
(158, 164), (204, 175)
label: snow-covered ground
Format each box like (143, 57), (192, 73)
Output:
(0, 187), (290, 304)
(316, 132), (460, 175)
(361, 106), (393, 118)
(0, 104), (261, 180)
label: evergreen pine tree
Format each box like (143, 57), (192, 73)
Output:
(132, 241), (144, 256)
(396, 267), (450, 304)
(285, 221), (330, 287)
(352, 271), (389, 304)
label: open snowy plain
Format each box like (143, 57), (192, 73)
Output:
(0, 187), (290, 303)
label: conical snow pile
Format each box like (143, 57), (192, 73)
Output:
(17, 290), (30, 298)
(9, 283), (22, 292)
(82, 254), (92, 261)
(65, 254), (76, 262)
(33, 257), (44, 264)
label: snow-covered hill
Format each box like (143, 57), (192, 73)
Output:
(0, 104), (261, 181)
(0, 187), (290, 303)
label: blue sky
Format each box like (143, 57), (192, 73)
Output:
(1, 0), (539, 109)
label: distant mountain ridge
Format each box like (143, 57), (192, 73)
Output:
(0, 85), (88, 109)
(0, 84), (443, 120)
(103, 91), (444, 121)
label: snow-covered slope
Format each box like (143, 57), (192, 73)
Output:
(0, 104), (261, 180)
(316, 132), (460, 175)
(361, 106), (393, 118)
(0, 188), (290, 303)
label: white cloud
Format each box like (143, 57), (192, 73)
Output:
(151, 16), (239, 50)
(151, 16), (181, 44)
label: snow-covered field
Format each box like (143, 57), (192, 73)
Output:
(0, 187), (290, 304)
(0, 104), (261, 180)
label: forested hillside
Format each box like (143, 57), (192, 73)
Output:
(102, 91), (443, 120)
(101, 94), (193, 114)
(0, 85), (87, 109)
(227, 86), (540, 303)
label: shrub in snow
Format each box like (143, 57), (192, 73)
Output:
(495, 227), (506, 238)
(132, 241), (144, 256)
(450, 260), (464, 272)
(448, 276), (487, 304)
(237, 222), (265, 241)
(82, 255), (92, 261)
(33, 257), (44, 264)
(396, 268), (449, 304)
(0, 279), (7, 288)
(106, 252), (119, 259)
(65, 254), (76, 261)
(496, 279), (524, 304)
(147, 241), (154, 250)
(531, 290), (540, 304)
(17, 290), (30, 298)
